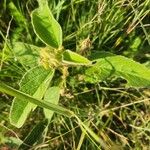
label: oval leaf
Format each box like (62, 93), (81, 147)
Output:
(43, 86), (60, 121)
(85, 55), (150, 87)
(31, 0), (62, 48)
(10, 42), (40, 67)
(62, 50), (91, 66)
(10, 66), (54, 128)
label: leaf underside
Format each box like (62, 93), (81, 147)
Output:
(43, 86), (60, 121)
(10, 66), (54, 128)
(11, 42), (40, 67)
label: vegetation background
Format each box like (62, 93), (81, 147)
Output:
(0, 0), (150, 149)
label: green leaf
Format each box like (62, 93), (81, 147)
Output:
(31, 0), (62, 48)
(43, 86), (60, 120)
(62, 50), (91, 66)
(0, 82), (109, 148)
(0, 82), (73, 119)
(10, 42), (40, 67)
(10, 66), (54, 128)
(18, 119), (48, 150)
(85, 55), (150, 87)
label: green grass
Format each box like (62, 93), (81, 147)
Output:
(0, 0), (150, 149)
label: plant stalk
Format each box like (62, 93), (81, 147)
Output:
(0, 81), (74, 118)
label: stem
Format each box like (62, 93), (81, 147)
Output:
(0, 81), (111, 149)
(0, 81), (74, 118)
(74, 115), (110, 150)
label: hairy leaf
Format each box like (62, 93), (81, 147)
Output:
(43, 86), (60, 120)
(62, 50), (91, 66)
(10, 42), (40, 67)
(10, 66), (54, 128)
(85, 55), (150, 87)
(31, 0), (62, 48)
